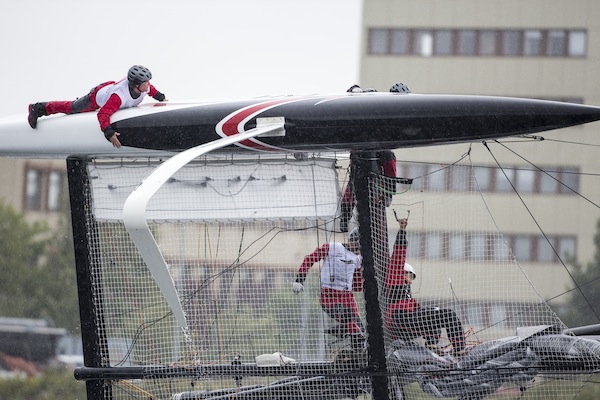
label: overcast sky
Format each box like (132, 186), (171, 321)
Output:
(0, 0), (362, 117)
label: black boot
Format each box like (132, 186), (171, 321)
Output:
(27, 102), (47, 129)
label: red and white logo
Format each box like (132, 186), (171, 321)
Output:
(215, 96), (317, 152)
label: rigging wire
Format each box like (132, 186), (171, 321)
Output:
(83, 159), (600, 400)
(494, 134), (600, 148)
(96, 152), (600, 390)
(536, 136), (600, 148)
(407, 148), (471, 181)
(545, 273), (600, 303)
(494, 140), (600, 209)
(402, 145), (487, 339)
(483, 140), (600, 323)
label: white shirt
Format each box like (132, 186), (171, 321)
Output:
(320, 242), (361, 291)
(95, 78), (149, 109)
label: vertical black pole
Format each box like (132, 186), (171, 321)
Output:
(352, 151), (389, 400)
(67, 157), (111, 400)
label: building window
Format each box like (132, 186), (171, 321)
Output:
(400, 163), (580, 195)
(368, 28), (587, 58)
(48, 171), (63, 211)
(558, 236), (576, 259)
(403, 163), (429, 192)
(448, 234), (465, 260)
(479, 30), (497, 55)
(568, 30), (586, 56)
(546, 30), (566, 56)
(536, 237), (555, 263)
(369, 28), (389, 54)
(495, 168), (515, 192)
(449, 166), (470, 191)
(424, 232), (443, 259)
(491, 236), (512, 261)
(558, 167), (580, 193)
(391, 29), (410, 54)
(538, 167), (580, 194)
(457, 30), (477, 55)
(489, 304), (507, 328)
(467, 305), (485, 326)
(25, 169), (42, 210)
(539, 170), (559, 193)
(512, 235), (532, 261)
(501, 30), (521, 56)
(472, 234), (490, 260)
(523, 30), (543, 56)
(406, 230), (576, 263)
(407, 231), (424, 259)
(427, 166), (447, 191)
(23, 166), (66, 212)
(414, 30), (433, 56)
(434, 30), (453, 55)
(473, 166), (492, 191)
(515, 169), (535, 193)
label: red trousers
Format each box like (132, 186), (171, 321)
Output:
(44, 81), (114, 115)
(320, 287), (362, 335)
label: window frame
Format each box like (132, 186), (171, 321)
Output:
(367, 27), (587, 58)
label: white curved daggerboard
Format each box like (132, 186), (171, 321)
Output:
(122, 122), (285, 328)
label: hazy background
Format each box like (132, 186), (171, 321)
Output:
(0, 0), (362, 117)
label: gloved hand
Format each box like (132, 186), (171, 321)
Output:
(292, 282), (304, 293)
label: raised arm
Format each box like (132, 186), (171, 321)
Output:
(384, 218), (408, 288)
(292, 243), (331, 293)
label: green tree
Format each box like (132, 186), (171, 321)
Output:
(36, 201), (80, 333)
(561, 219), (600, 327)
(0, 368), (86, 400)
(0, 201), (48, 318)
(0, 199), (79, 333)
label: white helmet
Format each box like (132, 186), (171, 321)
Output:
(404, 263), (416, 278)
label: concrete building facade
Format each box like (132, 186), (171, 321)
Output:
(358, 0), (600, 306)
(0, 158), (66, 227)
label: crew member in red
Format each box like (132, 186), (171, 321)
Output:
(339, 85), (398, 233)
(27, 65), (166, 148)
(293, 228), (364, 351)
(384, 217), (466, 356)
(339, 150), (397, 232)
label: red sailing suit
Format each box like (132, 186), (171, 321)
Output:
(42, 78), (164, 139)
(384, 229), (465, 352)
(296, 242), (363, 335)
(340, 150), (397, 232)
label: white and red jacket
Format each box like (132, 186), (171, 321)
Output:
(385, 229), (420, 334)
(95, 79), (161, 133)
(297, 242), (363, 292)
